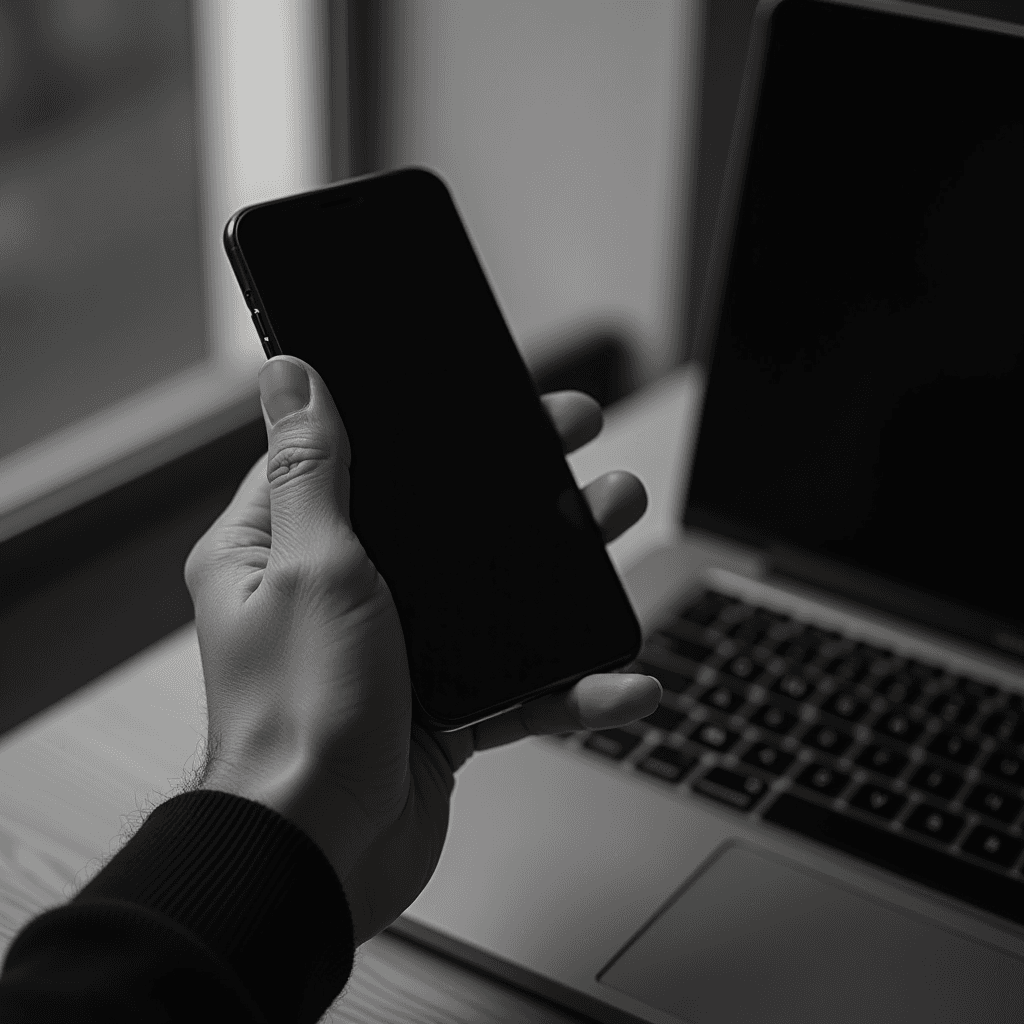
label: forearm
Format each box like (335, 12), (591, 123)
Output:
(0, 789), (355, 1023)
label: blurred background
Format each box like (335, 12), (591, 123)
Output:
(0, 0), (205, 463)
(3, 0), (1022, 519)
(337, 0), (694, 405)
(0, 0), (714, 488)
(3, 0), (1022, 734)
(0, 0), (738, 740)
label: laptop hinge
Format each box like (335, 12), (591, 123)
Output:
(766, 544), (1024, 670)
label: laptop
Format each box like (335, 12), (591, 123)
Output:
(393, 0), (1024, 1020)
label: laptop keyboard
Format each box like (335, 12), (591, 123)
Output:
(567, 588), (1024, 931)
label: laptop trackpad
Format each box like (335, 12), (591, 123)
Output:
(599, 843), (1024, 1023)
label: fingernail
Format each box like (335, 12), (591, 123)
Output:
(586, 676), (661, 729)
(259, 359), (310, 424)
(608, 676), (661, 722)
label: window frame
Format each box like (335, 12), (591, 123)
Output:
(0, 0), (332, 544)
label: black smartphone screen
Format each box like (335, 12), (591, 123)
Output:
(228, 167), (640, 729)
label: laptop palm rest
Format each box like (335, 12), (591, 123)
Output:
(599, 842), (1024, 1023)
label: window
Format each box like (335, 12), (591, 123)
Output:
(0, 1), (329, 542)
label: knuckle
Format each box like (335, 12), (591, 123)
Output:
(267, 558), (306, 599)
(317, 542), (381, 601)
(266, 443), (332, 487)
(272, 538), (380, 607)
(183, 538), (208, 595)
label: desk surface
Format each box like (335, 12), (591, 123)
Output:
(0, 365), (698, 1021)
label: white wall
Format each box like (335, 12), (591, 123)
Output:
(385, 0), (699, 385)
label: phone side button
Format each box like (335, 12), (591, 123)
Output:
(251, 310), (268, 342)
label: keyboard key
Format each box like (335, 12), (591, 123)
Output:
(854, 743), (909, 778)
(801, 723), (854, 757)
(698, 684), (746, 715)
(641, 705), (687, 732)
(794, 761), (850, 798)
(750, 702), (799, 737)
(904, 803), (966, 844)
(849, 783), (906, 822)
(688, 721), (741, 753)
(909, 761), (965, 800)
(964, 783), (1024, 825)
(652, 631), (716, 665)
(772, 674), (816, 703)
(818, 638), (853, 666)
(677, 592), (733, 628)
(741, 742), (795, 777)
(764, 794), (1024, 929)
(831, 654), (875, 685)
(730, 609), (781, 645)
(927, 731), (980, 767)
(982, 748), (1024, 787)
(803, 625), (841, 647)
(693, 766), (769, 812)
(903, 659), (943, 683)
(636, 745), (699, 784)
(757, 605), (790, 625)
(1004, 718), (1024, 747)
(951, 675), (1000, 701)
(854, 641), (895, 665)
(869, 654), (904, 677)
(874, 675), (923, 707)
(719, 654), (769, 685)
(766, 618), (799, 644)
(635, 657), (699, 695)
(927, 694), (979, 728)
(754, 604), (787, 623)
(773, 636), (818, 664)
(820, 689), (869, 724)
(961, 824), (1024, 870)
(741, 606), (778, 638)
(819, 652), (850, 675)
(978, 711), (1020, 746)
(583, 729), (642, 761)
(874, 711), (925, 746)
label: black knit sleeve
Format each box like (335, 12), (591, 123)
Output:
(0, 789), (355, 1023)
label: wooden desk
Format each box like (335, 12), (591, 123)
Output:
(0, 365), (698, 1021)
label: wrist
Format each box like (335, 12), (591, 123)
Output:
(201, 760), (369, 883)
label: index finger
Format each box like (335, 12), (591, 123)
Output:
(541, 391), (603, 454)
(429, 671), (661, 772)
(183, 454), (270, 593)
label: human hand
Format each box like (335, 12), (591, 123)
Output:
(184, 356), (661, 947)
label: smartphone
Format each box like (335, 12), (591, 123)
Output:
(223, 166), (642, 732)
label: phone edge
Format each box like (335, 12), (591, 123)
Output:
(418, 628), (644, 734)
(223, 208), (281, 359)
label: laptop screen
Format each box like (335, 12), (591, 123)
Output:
(685, 0), (1024, 646)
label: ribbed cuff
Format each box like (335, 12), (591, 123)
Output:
(2, 897), (268, 1021)
(73, 788), (354, 1024)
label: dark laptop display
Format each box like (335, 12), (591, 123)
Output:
(685, 0), (1024, 654)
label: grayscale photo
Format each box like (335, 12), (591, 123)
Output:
(0, 2), (1022, 1021)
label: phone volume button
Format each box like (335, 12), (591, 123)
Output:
(251, 310), (268, 341)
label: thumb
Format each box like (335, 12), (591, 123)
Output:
(258, 355), (355, 566)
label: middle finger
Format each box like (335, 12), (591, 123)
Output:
(581, 470), (648, 544)
(541, 390), (603, 454)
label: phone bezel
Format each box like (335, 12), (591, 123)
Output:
(224, 169), (422, 359)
